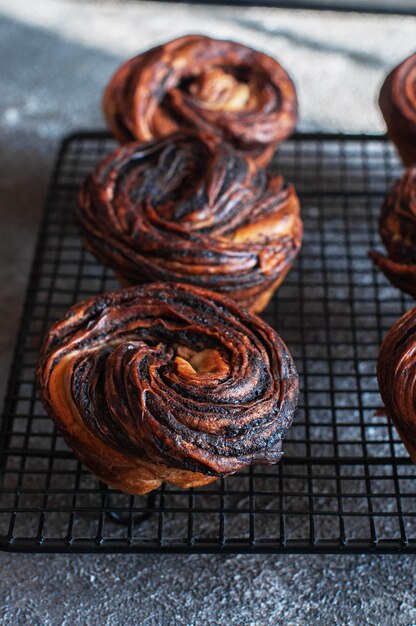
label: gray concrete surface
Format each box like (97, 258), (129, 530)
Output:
(0, 1), (416, 624)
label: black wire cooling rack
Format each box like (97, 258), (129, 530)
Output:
(1, 131), (415, 554)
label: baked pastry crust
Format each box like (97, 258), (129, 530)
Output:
(78, 131), (302, 313)
(379, 53), (416, 166)
(377, 307), (416, 463)
(102, 34), (298, 166)
(37, 282), (299, 494)
(369, 166), (416, 297)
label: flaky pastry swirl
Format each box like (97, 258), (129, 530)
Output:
(78, 131), (302, 313)
(37, 283), (299, 494)
(103, 34), (298, 166)
(379, 52), (416, 166)
(377, 307), (416, 463)
(370, 167), (416, 297)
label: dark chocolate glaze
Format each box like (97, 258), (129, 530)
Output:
(78, 131), (302, 311)
(37, 282), (299, 476)
(102, 34), (298, 166)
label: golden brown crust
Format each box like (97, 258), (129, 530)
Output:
(369, 166), (416, 297)
(377, 307), (416, 463)
(77, 131), (302, 313)
(37, 282), (299, 494)
(379, 53), (416, 166)
(102, 34), (298, 166)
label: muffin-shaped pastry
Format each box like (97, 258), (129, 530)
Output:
(369, 167), (416, 297)
(379, 53), (416, 166)
(378, 307), (416, 462)
(78, 131), (302, 314)
(37, 282), (299, 495)
(103, 34), (298, 166)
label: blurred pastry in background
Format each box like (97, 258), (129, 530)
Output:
(377, 306), (416, 463)
(379, 52), (416, 166)
(103, 34), (298, 166)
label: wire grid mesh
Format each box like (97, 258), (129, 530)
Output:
(1, 131), (415, 554)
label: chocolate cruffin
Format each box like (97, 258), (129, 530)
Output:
(103, 34), (298, 166)
(78, 131), (302, 313)
(370, 166), (416, 298)
(379, 52), (416, 166)
(377, 306), (416, 463)
(37, 282), (299, 495)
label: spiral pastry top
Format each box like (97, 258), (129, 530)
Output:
(102, 34), (298, 166)
(78, 131), (302, 314)
(37, 282), (299, 495)
(379, 52), (416, 166)
(377, 307), (416, 463)
(370, 166), (416, 297)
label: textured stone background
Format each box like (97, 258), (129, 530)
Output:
(0, 1), (416, 624)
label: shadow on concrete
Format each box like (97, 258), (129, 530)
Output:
(228, 15), (386, 68)
(0, 13), (123, 401)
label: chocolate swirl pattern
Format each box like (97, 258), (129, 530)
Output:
(103, 34), (298, 166)
(370, 167), (416, 297)
(377, 307), (416, 463)
(37, 283), (299, 495)
(78, 131), (302, 313)
(379, 52), (416, 166)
